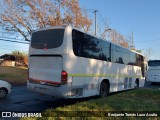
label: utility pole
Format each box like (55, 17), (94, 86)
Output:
(129, 32), (134, 50)
(94, 10), (97, 36)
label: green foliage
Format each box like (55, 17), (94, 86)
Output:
(11, 50), (28, 59)
(21, 89), (160, 120)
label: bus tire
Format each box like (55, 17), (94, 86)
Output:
(99, 82), (109, 97)
(0, 88), (8, 99)
(135, 79), (139, 88)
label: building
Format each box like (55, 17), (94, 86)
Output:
(0, 54), (16, 66)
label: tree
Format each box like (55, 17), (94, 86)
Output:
(109, 29), (129, 48)
(11, 50), (28, 66)
(0, 0), (92, 41)
(143, 48), (154, 61)
(0, 0), (130, 48)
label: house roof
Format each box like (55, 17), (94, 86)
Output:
(0, 54), (16, 61)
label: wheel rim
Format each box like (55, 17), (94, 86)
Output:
(0, 89), (7, 99)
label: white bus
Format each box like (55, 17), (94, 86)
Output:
(146, 60), (160, 83)
(27, 25), (146, 98)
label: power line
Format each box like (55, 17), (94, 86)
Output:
(85, 8), (95, 12)
(135, 39), (160, 43)
(0, 36), (24, 41)
(85, 9), (107, 25)
(0, 38), (29, 44)
(3, 44), (29, 49)
(0, 45), (28, 52)
(98, 11), (107, 25)
(0, 47), (28, 52)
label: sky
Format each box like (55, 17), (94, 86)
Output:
(0, 39), (29, 55)
(79, 0), (160, 60)
(0, 0), (160, 60)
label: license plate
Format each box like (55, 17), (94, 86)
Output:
(34, 87), (46, 90)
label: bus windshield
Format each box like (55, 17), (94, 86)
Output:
(148, 60), (160, 66)
(31, 29), (64, 49)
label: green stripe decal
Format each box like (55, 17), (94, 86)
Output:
(68, 74), (141, 78)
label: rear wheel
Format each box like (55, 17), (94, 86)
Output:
(0, 88), (7, 99)
(135, 79), (139, 88)
(99, 82), (109, 97)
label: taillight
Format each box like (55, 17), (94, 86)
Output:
(61, 70), (68, 84)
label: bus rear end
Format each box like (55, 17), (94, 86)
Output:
(146, 60), (160, 83)
(27, 26), (72, 97)
(146, 69), (160, 83)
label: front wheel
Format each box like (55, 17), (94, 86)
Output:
(99, 82), (109, 97)
(0, 88), (7, 99)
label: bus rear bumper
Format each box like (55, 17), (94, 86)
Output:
(146, 79), (160, 83)
(27, 80), (71, 98)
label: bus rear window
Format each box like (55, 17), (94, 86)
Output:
(148, 60), (160, 66)
(31, 29), (64, 49)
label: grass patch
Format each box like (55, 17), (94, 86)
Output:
(0, 66), (27, 86)
(22, 89), (160, 120)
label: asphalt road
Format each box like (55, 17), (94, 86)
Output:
(0, 82), (159, 112)
(0, 86), (59, 112)
(0, 86), (93, 113)
(144, 81), (160, 89)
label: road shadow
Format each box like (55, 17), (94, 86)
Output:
(44, 89), (133, 112)
(144, 81), (160, 89)
(42, 96), (100, 110)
